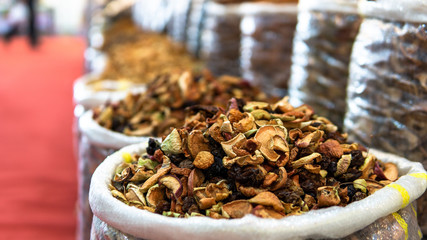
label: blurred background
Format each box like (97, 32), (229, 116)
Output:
(0, 1), (86, 239)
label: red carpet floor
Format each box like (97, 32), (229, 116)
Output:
(0, 37), (84, 239)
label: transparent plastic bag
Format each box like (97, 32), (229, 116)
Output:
(288, 0), (361, 127)
(344, 0), (427, 235)
(78, 111), (156, 240)
(167, 0), (192, 43)
(89, 143), (427, 240)
(200, 2), (243, 76)
(186, 0), (209, 57)
(131, 0), (174, 33)
(84, 1), (134, 73)
(240, 2), (297, 97)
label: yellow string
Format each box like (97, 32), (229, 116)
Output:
(392, 212), (408, 240)
(411, 203), (417, 217)
(409, 173), (427, 181)
(387, 183), (410, 208)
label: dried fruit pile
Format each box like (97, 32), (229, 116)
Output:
(93, 71), (269, 137)
(93, 18), (200, 84)
(109, 97), (399, 219)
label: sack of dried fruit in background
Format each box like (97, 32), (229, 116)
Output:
(88, 142), (426, 240)
(344, 0), (427, 235)
(240, 1), (298, 97)
(288, 0), (362, 128)
(77, 109), (155, 240)
(72, 73), (145, 174)
(84, 1), (135, 73)
(77, 70), (270, 240)
(89, 97), (426, 239)
(200, 1), (244, 76)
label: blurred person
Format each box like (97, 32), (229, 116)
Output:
(3, 0), (28, 42)
(27, 0), (38, 47)
(2, 0), (38, 47)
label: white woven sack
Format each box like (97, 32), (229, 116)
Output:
(73, 73), (146, 111)
(89, 141), (427, 240)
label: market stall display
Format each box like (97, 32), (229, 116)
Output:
(69, 1), (427, 239)
(288, 0), (361, 127)
(240, 1), (298, 97)
(344, 0), (427, 234)
(78, 70), (269, 240)
(88, 97), (427, 239)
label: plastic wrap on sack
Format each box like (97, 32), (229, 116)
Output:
(240, 3), (297, 97)
(288, 0), (361, 128)
(84, 0), (134, 73)
(344, 0), (427, 234)
(167, 0), (192, 43)
(200, 2), (243, 76)
(131, 0), (174, 33)
(186, 0), (209, 57)
(89, 142), (427, 240)
(78, 111), (156, 240)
